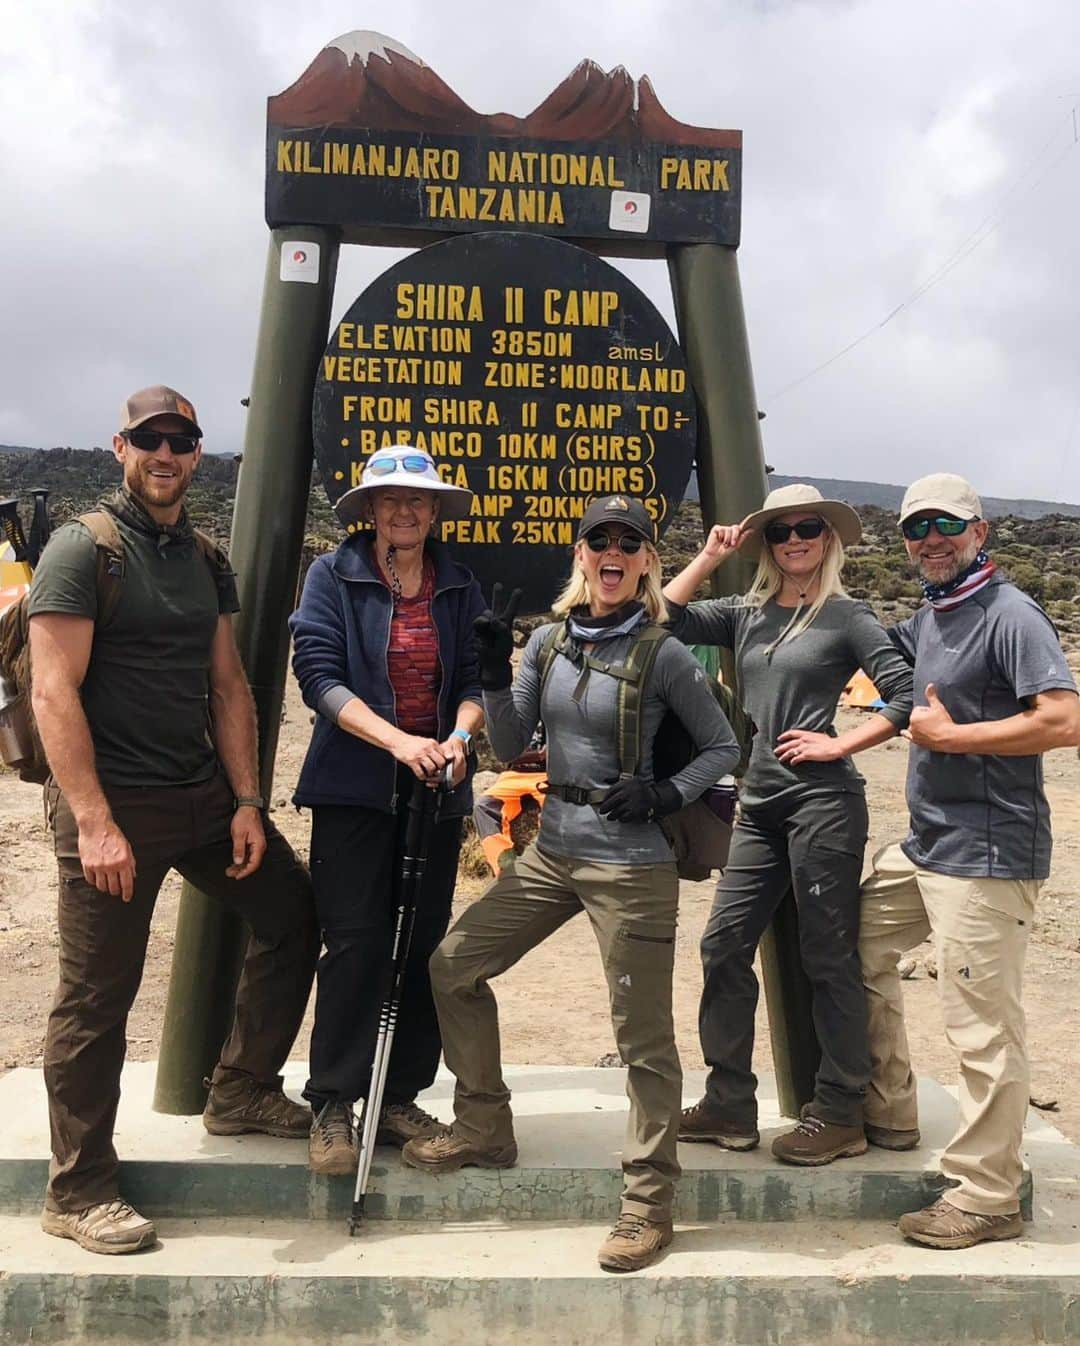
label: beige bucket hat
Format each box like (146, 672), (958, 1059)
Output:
(738, 483), (862, 559)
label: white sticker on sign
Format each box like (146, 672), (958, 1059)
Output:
(280, 241), (321, 284)
(609, 191), (651, 233)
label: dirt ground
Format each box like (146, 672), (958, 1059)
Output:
(3, 682), (1080, 1142)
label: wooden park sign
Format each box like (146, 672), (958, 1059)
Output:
(267, 33), (741, 258)
(312, 231), (696, 612)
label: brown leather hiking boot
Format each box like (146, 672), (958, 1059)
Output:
(376, 1101), (442, 1149)
(866, 1121), (922, 1151)
(678, 1100), (759, 1150)
(41, 1199), (156, 1255)
(401, 1125), (518, 1174)
(898, 1197), (1022, 1249)
(309, 1101), (359, 1175)
(202, 1076), (310, 1138)
(772, 1112), (867, 1166)
(597, 1212), (674, 1272)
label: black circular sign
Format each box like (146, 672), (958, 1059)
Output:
(313, 231), (696, 613)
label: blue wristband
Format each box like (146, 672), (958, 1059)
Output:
(450, 729), (472, 746)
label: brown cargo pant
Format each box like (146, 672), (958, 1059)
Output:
(429, 843), (681, 1222)
(44, 771), (318, 1213)
(859, 842), (1038, 1216)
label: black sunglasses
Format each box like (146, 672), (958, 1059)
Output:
(122, 429), (200, 455)
(901, 515), (976, 541)
(584, 530), (645, 555)
(763, 518), (827, 545)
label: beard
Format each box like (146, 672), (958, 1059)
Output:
(913, 535), (981, 585)
(125, 458), (188, 510)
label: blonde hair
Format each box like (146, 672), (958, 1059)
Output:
(552, 542), (668, 623)
(743, 523), (847, 650)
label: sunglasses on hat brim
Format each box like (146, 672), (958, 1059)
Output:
(583, 530), (646, 555)
(122, 429), (200, 455)
(367, 452), (431, 476)
(762, 518), (827, 545)
(901, 515), (977, 541)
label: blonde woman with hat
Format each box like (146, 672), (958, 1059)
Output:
(663, 484), (913, 1165)
(289, 446), (486, 1175)
(402, 494), (741, 1272)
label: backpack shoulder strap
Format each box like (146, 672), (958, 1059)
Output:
(615, 623), (670, 778)
(536, 620), (569, 695)
(192, 527), (230, 572)
(76, 511), (125, 627)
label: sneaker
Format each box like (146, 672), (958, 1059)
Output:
(866, 1121), (921, 1151)
(401, 1125), (518, 1174)
(41, 1199), (156, 1255)
(309, 1101), (359, 1175)
(898, 1197), (1022, 1249)
(202, 1075), (310, 1139)
(772, 1112), (868, 1166)
(376, 1100), (442, 1149)
(677, 1100), (759, 1150)
(597, 1212), (674, 1272)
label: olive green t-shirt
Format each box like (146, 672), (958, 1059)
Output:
(28, 499), (239, 788)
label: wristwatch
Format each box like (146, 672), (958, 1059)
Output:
(234, 794), (266, 811)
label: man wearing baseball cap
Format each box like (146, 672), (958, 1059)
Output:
(859, 472), (1080, 1248)
(27, 386), (318, 1254)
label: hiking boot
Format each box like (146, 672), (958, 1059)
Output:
(772, 1111), (867, 1166)
(376, 1100), (443, 1149)
(401, 1125), (518, 1174)
(678, 1100), (759, 1150)
(866, 1121), (921, 1151)
(309, 1101), (359, 1175)
(597, 1212), (674, 1272)
(202, 1075), (310, 1139)
(41, 1199), (156, 1255)
(898, 1197), (1022, 1249)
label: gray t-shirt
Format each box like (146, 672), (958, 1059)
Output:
(891, 575), (1076, 880)
(483, 621), (740, 865)
(668, 595), (914, 810)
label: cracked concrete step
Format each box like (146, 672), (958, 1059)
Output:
(0, 1065), (1039, 1223)
(1, 1212), (1078, 1345)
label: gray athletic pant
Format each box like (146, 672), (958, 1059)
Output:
(699, 789), (870, 1127)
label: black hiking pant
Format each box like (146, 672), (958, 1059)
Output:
(698, 789), (870, 1127)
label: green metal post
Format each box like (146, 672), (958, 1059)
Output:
(154, 227), (341, 1114)
(667, 243), (819, 1118)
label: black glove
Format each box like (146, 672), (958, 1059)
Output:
(596, 778), (683, 823)
(473, 582), (522, 691)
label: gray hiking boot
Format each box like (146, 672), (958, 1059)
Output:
(41, 1199), (157, 1255)
(309, 1101), (359, 1176)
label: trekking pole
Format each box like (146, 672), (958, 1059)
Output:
(349, 773), (444, 1234)
(0, 499), (30, 565)
(28, 490), (51, 569)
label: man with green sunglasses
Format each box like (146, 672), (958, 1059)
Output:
(858, 472), (1080, 1249)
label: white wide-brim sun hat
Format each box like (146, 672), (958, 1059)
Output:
(738, 483), (862, 559)
(334, 446), (474, 527)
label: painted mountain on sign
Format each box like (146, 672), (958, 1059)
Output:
(268, 29), (740, 148)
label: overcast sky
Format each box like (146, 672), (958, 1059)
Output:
(3, 0), (1079, 502)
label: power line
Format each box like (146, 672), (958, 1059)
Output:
(765, 107), (1080, 406)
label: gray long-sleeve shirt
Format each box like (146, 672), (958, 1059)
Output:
(484, 622), (740, 865)
(667, 595), (914, 811)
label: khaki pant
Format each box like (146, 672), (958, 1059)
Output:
(859, 842), (1038, 1215)
(430, 843), (681, 1222)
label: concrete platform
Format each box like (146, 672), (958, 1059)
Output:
(1, 1212), (1079, 1345)
(0, 1064), (1039, 1223)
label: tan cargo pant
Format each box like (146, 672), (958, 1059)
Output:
(859, 842), (1038, 1215)
(429, 843), (681, 1222)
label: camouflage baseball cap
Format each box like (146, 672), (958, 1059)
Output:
(120, 386), (202, 438)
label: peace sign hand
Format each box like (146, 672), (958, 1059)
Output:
(474, 582), (523, 690)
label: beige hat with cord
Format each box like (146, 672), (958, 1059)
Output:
(899, 473), (982, 524)
(334, 445), (474, 528)
(738, 483), (862, 559)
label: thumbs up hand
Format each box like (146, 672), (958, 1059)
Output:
(904, 683), (957, 751)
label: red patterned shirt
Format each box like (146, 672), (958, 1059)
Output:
(378, 554), (440, 735)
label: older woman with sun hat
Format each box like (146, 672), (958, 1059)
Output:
(402, 494), (741, 1273)
(662, 483), (913, 1167)
(289, 445), (486, 1177)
